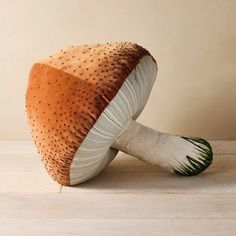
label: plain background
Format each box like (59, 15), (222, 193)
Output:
(0, 0), (235, 140)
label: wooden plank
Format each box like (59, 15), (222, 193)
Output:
(210, 140), (236, 154)
(62, 153), (236, 193)
(0, 142), (48, 192)
(0, 172), (60, 193)
(0, 141), (235, 235)
(1, 151), (235, 193)
(0, 219), (236, 236)
(0, 141), (235, 193)
(0, 141), (37, 155)
(0, 193), (236, 219)
(0, 154), (60, 193)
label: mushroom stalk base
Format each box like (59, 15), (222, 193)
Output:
(112, 119), (213, 175)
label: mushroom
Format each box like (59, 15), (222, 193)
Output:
(25, 42), (213, 186)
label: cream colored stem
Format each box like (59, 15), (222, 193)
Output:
(112, 119), (170, 170)
(111, 119), (213, 175)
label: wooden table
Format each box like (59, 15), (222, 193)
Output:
(0, 141), (235, 235)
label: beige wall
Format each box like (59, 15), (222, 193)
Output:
(0, 0), (236, 140)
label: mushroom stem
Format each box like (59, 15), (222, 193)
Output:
(112, 119), (213, 176)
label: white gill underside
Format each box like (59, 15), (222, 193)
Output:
(70, 55), (157, 185)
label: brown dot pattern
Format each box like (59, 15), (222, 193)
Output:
(25, 42), (155, 186)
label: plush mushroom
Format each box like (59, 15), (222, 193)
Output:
(26, 42), (213, 186)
